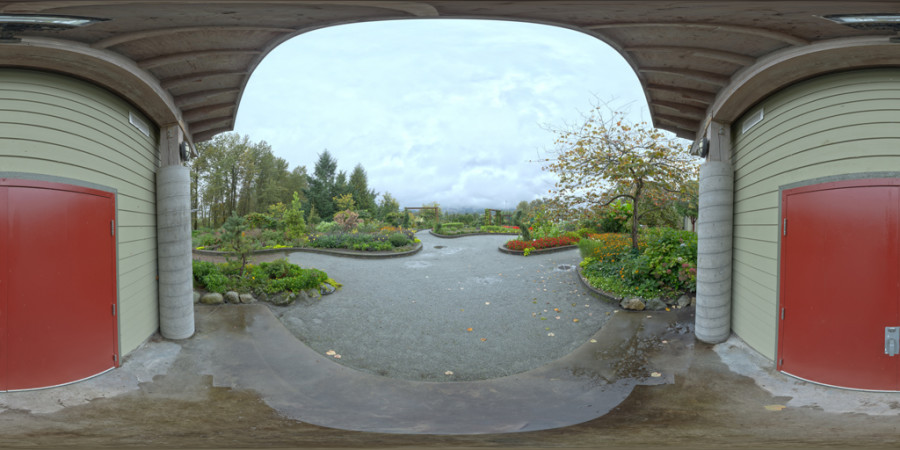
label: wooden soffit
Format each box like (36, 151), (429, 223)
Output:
(0, 1), (898, 142)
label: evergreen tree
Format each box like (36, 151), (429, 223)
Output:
(305, 150), (338, 220)
(349, 164), (377, 215)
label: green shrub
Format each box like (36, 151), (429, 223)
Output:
(579, 227), (697, 299)
(265, 268), (328, 294)
(202, 271), (229, 293)
(316, 221), (340, 233)
(245, 212), (274, 230)
(389, 233), (409, 247)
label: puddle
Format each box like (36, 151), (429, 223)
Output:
(554, 264), (575, 272)
(404, 261), (432, 269)
(471, 276), (502, 285)
(434, 245), (446, 249)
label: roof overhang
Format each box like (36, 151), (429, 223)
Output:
(0, 2), (897, 144)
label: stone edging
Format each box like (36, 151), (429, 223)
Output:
(575, 266), (622, 303)
(497, 244), (579, 255)
(193, 242), (423, 260)
(430, 230), (519, 239)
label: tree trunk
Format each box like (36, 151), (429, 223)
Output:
(630, 184), (642, 250)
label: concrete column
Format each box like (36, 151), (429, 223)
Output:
(695, 122), (734, 344)
(156, 125), (194, 339)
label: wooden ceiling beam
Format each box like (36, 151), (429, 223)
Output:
(640, 67), (731, 87)
(160, 71), (247, 90)
(624, 45), (756, 66)
(586, 22), (809, 46)
(174, 88), (240, 109)
(139, 49), (260, 69)
(92, 26), (297, 49)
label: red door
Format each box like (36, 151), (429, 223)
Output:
(0, 179), (118, 391)
(779, 179), (900, 390)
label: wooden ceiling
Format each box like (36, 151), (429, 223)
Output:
(0, 1), (898, 142)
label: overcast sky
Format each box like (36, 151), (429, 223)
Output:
(233, 19), (651, 211)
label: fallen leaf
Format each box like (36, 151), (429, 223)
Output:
(480, 338), (487, 342)
(765, 405), (787, 411)
(485, 302), (490, 305)
(466, 327), (473, 332)
(445, 370), (454, 375)
(326, 350), (336, 356)
(573, 318), (580, 323)
(547, 332), (555, 337)
(662, 340), (668, 344)
(461, 309), (464, 312)
(590, 339), (597, 343)
(554, 308), (560, 312)
(665, 307), (670, 312)
(646, 315), (652, 318)
(545, 327), (550, 330)
(540, 317), (547, 320)
(650, 372), (661, 377)
(532, 312), (537, 317)
(555, 316), (561, 320)
(334, 354), (342, 359)
(571, 303), (577, 307)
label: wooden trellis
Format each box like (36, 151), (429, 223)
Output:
(484, 208), (503, 226)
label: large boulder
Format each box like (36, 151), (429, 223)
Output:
(267, 292), (298, 306)
(199, 292), (224, 305)
(644, 298), (668, 311)
(620, 297), (645, 311)
(224, 291), (241, 304)
(677, 294), (694, 308)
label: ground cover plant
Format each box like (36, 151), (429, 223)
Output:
(193, 258), (341, 299)
(578, 228), (696, 300)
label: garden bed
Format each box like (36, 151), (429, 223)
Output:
(430, 230), (518, 239)
(576, 266), (622, 303)
(193, 241), (423, 261)
(497, 244), (579, 256)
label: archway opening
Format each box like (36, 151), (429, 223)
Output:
(216, 18), (655, 381)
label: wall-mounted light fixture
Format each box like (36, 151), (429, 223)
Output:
(821, 14), (900, 31)
(0, 14), (107, 43)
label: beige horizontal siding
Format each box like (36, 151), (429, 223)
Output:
(0, 69), (160, 355)
(731, 68), (900, 360)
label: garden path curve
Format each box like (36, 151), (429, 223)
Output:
(278, 233), (613, 381)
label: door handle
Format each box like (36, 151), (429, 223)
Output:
(886, 327), (899, 356)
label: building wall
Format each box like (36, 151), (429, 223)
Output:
(731, 68), (900, 359)
(0, 69), (160, 354)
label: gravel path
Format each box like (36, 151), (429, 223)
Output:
(274, 232), (617, 382)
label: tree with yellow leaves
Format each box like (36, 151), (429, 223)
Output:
(543, 107), (698, 249)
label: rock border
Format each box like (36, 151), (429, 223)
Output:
(576, 266), (695, 312)
(497, 244), (579, 256)
(429, 230), (519, 239)
(193, 241), (423, 260)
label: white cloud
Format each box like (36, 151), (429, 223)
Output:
(234, 18), (647, 209)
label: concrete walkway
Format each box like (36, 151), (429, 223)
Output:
(1, 303), (900, 446)
(190, 304), (688, 434)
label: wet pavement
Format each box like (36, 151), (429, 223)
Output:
(4, 234), (900, 446)
(0, 301), (899, 447)
(277, 233), (617, 382)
